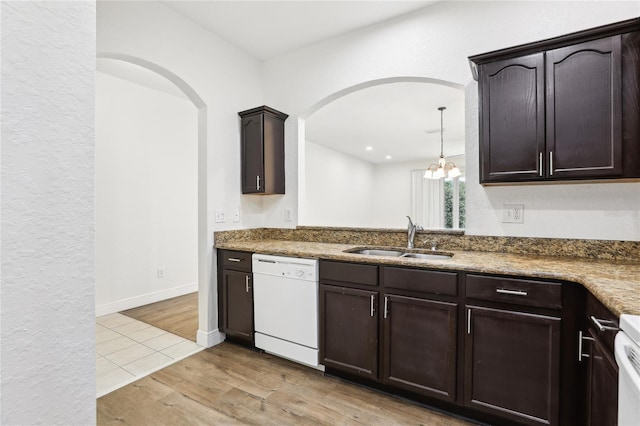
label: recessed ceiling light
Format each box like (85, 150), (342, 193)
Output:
(385, 155), (392, 159)
(365, 146), (373, 151)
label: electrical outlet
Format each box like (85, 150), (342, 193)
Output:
(215, 209), (225, 223)
(284, 208), (292, 222)
(502, 204), (524, 224)
(233, 209), (240, 222)
(157, 267), (164, 278)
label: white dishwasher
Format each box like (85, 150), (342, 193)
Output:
(252, 254), (319, 368)
(615, 314), (640, 426)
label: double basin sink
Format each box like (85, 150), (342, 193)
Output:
(346, 248), (453, 261)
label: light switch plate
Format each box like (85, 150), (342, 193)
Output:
(503, 204), (524, 224)
(284, 208), (292, 222)
(215, 209), (225, 223)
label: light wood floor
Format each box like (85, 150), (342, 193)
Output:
(120, 292), (198, 341)
(97, 342), (475, 425)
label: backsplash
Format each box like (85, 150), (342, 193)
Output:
(214, 227), (640, 262)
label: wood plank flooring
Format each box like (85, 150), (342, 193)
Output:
(120, 292), (198, 341)
(97, 342), (475, 425)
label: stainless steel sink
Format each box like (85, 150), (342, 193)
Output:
(346, 248), (453, 260)
(401, 252), (452, 260)
(349, 249), (405, 257)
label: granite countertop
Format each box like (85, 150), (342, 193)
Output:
(215, 239), (640, 317)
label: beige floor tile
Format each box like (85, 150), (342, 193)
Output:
(112, 319), (151, 336)
(122, 352), (173, 376)
(105, 343), (156, 366)
(127, 325), (166, 343)
(160, 340), (203, 360)
(97, 313), (136, 329)
(97, 355), (120, 376)
(96, 328), (121, 344)
(97, 367), (136, 397)
(97, 335), (137, 356)
(143, 332), (184, 351)
(96, 323), (108, 334)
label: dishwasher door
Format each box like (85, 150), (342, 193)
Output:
(252, 254), (319, 367)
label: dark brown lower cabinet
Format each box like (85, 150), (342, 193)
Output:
(382, 294), (457, 402)
(585, 330), (618, 426)
(221, 269), (254, 344)
(464, 306), (561, 426)
(319, 285), (378, 380)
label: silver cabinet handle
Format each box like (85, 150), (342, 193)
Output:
(383, 296), (389, 319)
(467, 308), (472, 335)
(539, 152), (543, 177)
(228, 258), (242, 262)
(496, 288), (528, 296)
(256, 175), (261, 191)
(245, 275), (250, 292)
(578, 330), (594, 362)
(370, 295), (375, 317)
(549, 151), (554, 176)
(590, 316), (619, 332)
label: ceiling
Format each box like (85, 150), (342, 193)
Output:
(98, 1), (464, 165)
(162, 1), (439, 60)
(305, 82), (465, 164)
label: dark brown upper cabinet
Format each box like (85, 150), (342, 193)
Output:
(238, 106), (288, 194)
(470, 18), (640, 184)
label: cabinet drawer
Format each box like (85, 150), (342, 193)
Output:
(220, 250), (252, 272)
(466, 274), (562, 309)
(382, 267), (457, 296)
(319, 260), (378, 287)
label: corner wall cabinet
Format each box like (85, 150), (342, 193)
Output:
(238, 106), (288, 194)
(470, 18), (640, 184)
(218, 250), (254, 345)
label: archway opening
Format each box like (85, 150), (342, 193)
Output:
(95, 53), (209, 346)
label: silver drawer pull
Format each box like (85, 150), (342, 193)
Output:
(245, 275), (251, 292)
(496, 288), (528, 296)
(590, 316), (619, 332)
(228, 258), (242, 262)
(370, 295), (375, 317)
(549, 151), (554, 176)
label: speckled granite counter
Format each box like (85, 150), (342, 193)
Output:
(215, 238), (640, 317)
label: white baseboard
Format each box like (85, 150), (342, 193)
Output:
(96, 282), (198, 317)
(197, 329), (225, 348)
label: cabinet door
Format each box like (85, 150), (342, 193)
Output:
(480, 53), (545, 183)
(382, 294), (457, 402)
(585, 330), (618, 426)
(222, 270), (254, 344)
(241, 114), (264, 194)
(546, 36), (622, 178)
(465, 306), (561, 426)
(320, 285), (378, 380)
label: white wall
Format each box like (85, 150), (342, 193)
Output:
(98, 1), (264, 343)
(1, 1), (96, 423)
(371, 160), (430, 228)
(264, 0), (640, 241)
(303, 140), (374, 226)
(96, 71), (198, 316)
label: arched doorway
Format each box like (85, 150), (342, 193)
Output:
(96, 53), (211, 346)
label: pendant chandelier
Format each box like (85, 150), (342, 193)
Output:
(424, 106), (461, 179)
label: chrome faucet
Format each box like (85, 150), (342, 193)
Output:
(406, 216), (422, 249)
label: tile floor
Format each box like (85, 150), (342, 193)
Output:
(96, 312), (202, 397)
